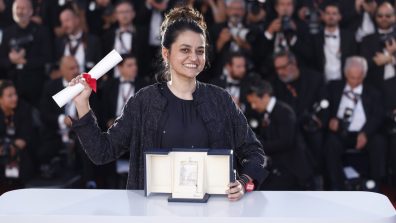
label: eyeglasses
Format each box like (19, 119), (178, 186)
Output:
(376, 13), (394, 18)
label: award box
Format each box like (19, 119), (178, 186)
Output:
(144, 148), (234, 203)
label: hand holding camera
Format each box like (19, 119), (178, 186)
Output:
(266, 18), (282, 35)
(373, 52), (392, 66)
(146, 0), (168, 11)
(358, 0), (377, 14)
(385, 38), (396, 54)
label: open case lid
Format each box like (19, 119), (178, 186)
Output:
(144, 148), (234, 198)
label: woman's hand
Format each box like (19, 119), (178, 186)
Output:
(226, 180), (245, 201)
(69, 75), (92, 118)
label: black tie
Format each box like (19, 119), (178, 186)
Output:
(121, 80), (134, 85)
(325, 34), (337, 39)
(227, 82), (240, 88)
(262, 112), (270, 128)
(67, 36), (82, 56)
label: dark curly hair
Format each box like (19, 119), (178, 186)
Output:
(156, 6), (210, 82)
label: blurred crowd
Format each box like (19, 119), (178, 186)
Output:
(0, 0), (396, 194)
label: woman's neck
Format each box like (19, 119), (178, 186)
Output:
(167, 76), (196, 100)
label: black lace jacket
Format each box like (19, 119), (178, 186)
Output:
(72, 81), (268, 189)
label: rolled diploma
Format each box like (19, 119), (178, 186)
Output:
(52, 50), (123, 108)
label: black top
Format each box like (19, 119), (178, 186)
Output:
(160, 84), (209, 149)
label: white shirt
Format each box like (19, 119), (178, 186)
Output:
(113, 28), (133, 78)
(149, 10), (162, 46)
(58, 79), (77, 132)
(228, 22), (244, 52)
(115, 28), (132, 54)
(225, 74), (241, 104)
(116, 77), (135, 116)
(266, 97), (276, 114)
(324, 28), (342, 82)
(336, 84), (366, 132)
(355, 12), (375, 42)
(64, 31), (84, 73)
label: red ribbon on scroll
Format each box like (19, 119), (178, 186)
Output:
(82, 73), (97, 93)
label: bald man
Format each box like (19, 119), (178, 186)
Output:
(0, 0), (51, 107)
(38, 56), (101, 185)
(360, 2), (396, 89)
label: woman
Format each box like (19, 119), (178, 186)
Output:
(70, 7), (268, 201)
(0, 80), (33, 193)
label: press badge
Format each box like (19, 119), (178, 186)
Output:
(5, 164), (19, 178)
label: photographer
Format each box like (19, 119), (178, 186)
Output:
(0, 80), (33, 192)
(0, 0), (51, 107)
(271, 50), (325, 180)
(255, 0), (312, 79)
(323, 56), (386, 191)
(85, 0), (115, 36)
(246, 79), (313, 190)
(211, 0), (257, 77)
(134, 0), (171, 79)
(360, 2), (396, 90)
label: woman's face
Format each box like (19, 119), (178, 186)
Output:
(164, 30), (206, 80)
(0, 86), (18, 110)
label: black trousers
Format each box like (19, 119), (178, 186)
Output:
(302, 129), (324, 173)
(324, 131), (386, 190)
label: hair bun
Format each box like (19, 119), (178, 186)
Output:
(161, 6), (207, 37)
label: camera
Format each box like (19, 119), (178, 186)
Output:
(305, 8), (321, 35)
(9, 34), (34, 52)
(229, 26), (256, 43)
(281, 16), (294, 34)
(247, 0), (266, 16)
(379, 34), (395, 48)
(302, 99), (329, 132)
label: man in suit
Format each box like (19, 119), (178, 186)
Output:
(39, 56), (101, 187)
(102, 1), (147, 79)
(210, 51), (252, 112)
(312, 3), (357, 82)
(55, 7), (102, 75)
(323, 56), (386, 190)
(100, 53), (146, 129)
(360, 2), (396, 89)
(254, 0), (312, 79)
(134, 0), (170, 79)
(272, 50), (325, 176)
(246, 79), (313, 190)
(0, 0), (51, 107)
(99, 53), (146, 188)
(210, 0), (255, 79)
